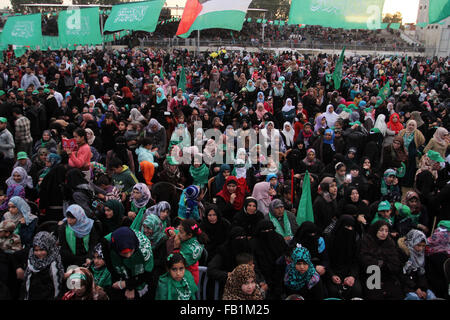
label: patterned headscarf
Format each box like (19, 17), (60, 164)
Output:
(24, 232), (64, 300)
(131, 183), (151, 208)
(142, 214), (166, 248)
(285, 246), (317, 291)
(403, 229), (427, 275)
(222, 264), (264, 300)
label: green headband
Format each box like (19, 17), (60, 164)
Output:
(69, 272), (87, 281)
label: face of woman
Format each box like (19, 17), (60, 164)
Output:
(246, 202), (257, 215)
(223, 170), (230, 179)
(328, 182), (338, 196)
(324, 132), (332, 140)
(295, 261), (309, 274)
(159, 209), (169, 221)
(328, 106), (334, 113)
(157, 91), (162, 97)
(226, 183), (237, 194)
(407, 122), (415, 131)
(67, 216), (77, 226)
(73, 132), (84, 145)
(392, 116), (398, 123)
(413, 241), (426, 253)
(307, 152), (315, 161)
(42, 132), (50, 141)
(268, 123), (274, 130)
(350, 189), (359, 203)
(363, 159), (371, 169)
(285, 125), (291, 132)
(33, 246), (48, 260)
(13, 172), (22, 183)
(207, 210), (218, 224)
(143, 225), (153, 238)
(104, 207), (114, 219)
(241, 278), (256, 295)
(169, 261), (186, 282)
(8, 202), (18, 215)
(321, 117), (327, 125)
(376, 225), (389, 241)
(132, 189), (142, 200)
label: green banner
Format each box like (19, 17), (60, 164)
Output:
(333, 47), (346, 90)
(429, 0), (450, 24)
(289, 0), (386, 29)
(376, 81), (391, 107)
(178, 66), (186, 92)
(104, 0), (165, 33)
(58, 7), (102, 47)
(1, 13), (43, 47)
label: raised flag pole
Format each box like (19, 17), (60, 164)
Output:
(197, 30), (200, 54)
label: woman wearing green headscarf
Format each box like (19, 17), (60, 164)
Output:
(189, 163), (210, 188)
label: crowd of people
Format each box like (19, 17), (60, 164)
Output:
(0, 43), (448, 301)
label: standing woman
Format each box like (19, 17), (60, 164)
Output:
(128, 183), (153, 223)
(386, 113), (404, 135)
(280, 122), (295, 151)
(20, 232), (65, 300)
(423, 127), (448, 159)
(102, 227), (154, 300)
(65, 128), (92, 181)
(58, 204), (100, 269)
(398, 120), (425, 188)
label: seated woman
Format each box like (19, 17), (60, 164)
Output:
(127, 183), (153, 222)
(284, 245), (325, 300)
(58, 204), (100, 269)
(97, 200), (125, 236)
(232, 197), (265, 240)
(215, 176), (246, 222)
(2, 196), (38, 248)
(299, 149), (324, 176)
(200, 204), (231, 264)
(359, 221), (405, 300)
(268, 199), (298, 243)
(398, 229), (437, 300)
(326, 215), (363, 300)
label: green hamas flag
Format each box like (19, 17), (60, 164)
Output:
(332, 47), (346, 90)
(376, 81), (391, 107)
(104, 0), (165, 33)
(288, 0), (386, 29)
(58, 7), (102, 47)
(178, 66), (186, 92)
(1, 13), (43, 47)
(159, 66), (165, 80)
(297, 171), (314, 226)
(401, 56), (409, 93)
(429, 0), (450, 24)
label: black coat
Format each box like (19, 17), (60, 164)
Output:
(313, 194), (338, 232)
(232, 209), (265, 239)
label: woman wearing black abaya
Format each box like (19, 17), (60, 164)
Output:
(326, 215), (363, 300)
(359, 220), (405, 300)
(207, 226), (254, 298)
(200, 204), (231, 264)
(337, 187), (370, 233)
(231, 197), (265, 239)
(250, 220), (288, 300)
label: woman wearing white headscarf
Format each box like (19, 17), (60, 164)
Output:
(281, 122), (295, 149)
(282, 98), (296, 123)
(323, 104), (339, 129)
(129, 108), (146, 122)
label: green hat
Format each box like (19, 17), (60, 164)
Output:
(394, 202), (411, 217)
(349, 104), (358, 110)
(32, 90), (39, 95)
(166, 156), (179, 165)
(0, 90), (5, 96)
(18, 88), (25, 92)
(17, 151), (28, 160)
(378, 201), (391, 211)
(44, 84), (49, 88)
(0, 117), (7, 123)
(427, 150), (444, 163)
(370, 128), (381, 134)
(364, 107), (372, 113)
(349, 121), (361, 126)
(78, 80), (83, 84)
(437, 220), (450, 230)
(44, 88), (50, 94)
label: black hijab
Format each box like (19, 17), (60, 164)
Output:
(328, 215), (357, 269)
(66, 168), (88, 189)
(218, 226), (252, 270)
(293, 221), (321, 258)
(252, 220), (288, 265)
(200, 204), (230, 252)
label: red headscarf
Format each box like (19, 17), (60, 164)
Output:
(387, 113), (404, 134)
(216, 176), (246, 211)
(121, 87), (133, 99)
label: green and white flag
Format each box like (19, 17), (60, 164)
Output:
(289, 0), (386, 30)
(429, 0), (450, 24)
(332, 47), (346, 90)
(1, 14), (43, 47)
(58, 7), (102, 47)
(178, 65), (186, 92)
(104, 0), (165, 33)
(376, 81), (391, 107)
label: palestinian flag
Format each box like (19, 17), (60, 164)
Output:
(176, 0), (252, 38)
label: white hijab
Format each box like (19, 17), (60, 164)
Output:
(282, 122), (295, 147)
(324, 104), (339, 128)
(282, 98), (295, 113)
(374, 114), (387, 136)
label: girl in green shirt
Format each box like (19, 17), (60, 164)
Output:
(155, 252), (198, 300)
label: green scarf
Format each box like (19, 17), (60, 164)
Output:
(189, 164), (210, 187)
(269, 212), (293, 238)
(157, 271), (197, 300)
(130, 205), (147, 232)
(90, 265), (112, 288)
(109, 231), (154, 285)
(66, 225), (90, 255)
